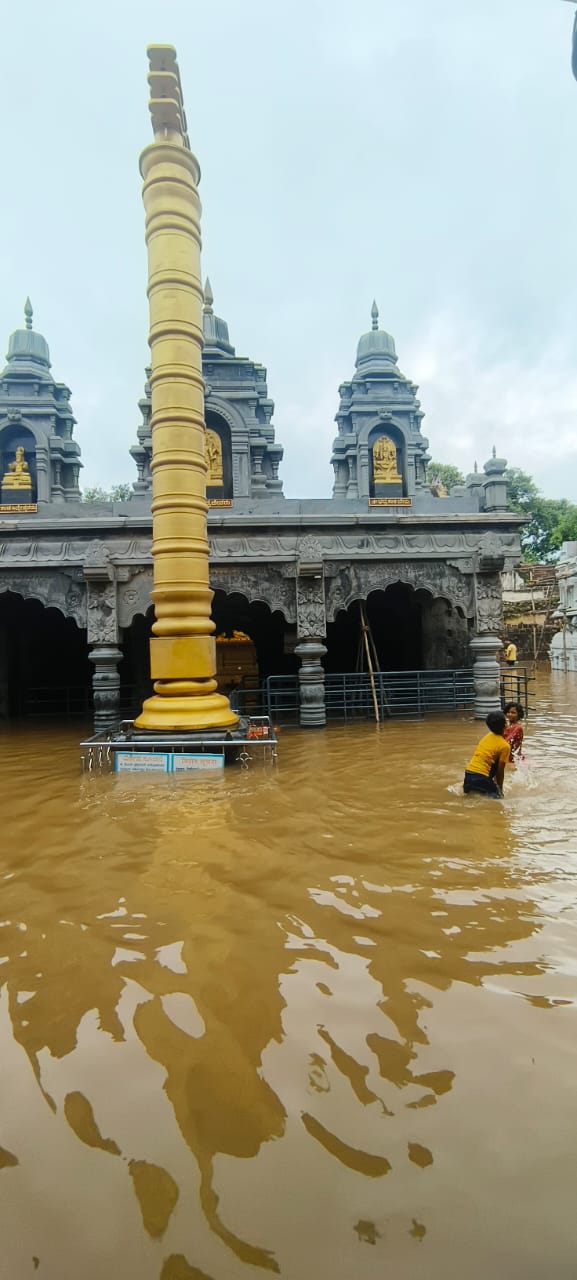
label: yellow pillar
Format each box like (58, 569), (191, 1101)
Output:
(134, 46), (238, 732)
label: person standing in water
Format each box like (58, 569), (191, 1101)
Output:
(504, 702), (525, 761)
(463, 710), (511, 798)
(504, 639), (517, 667)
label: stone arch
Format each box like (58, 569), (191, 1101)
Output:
(211, 588), (296, 683)
(0, 416), (51, 502)
(0, 587), (90, 718)
(0, 420), (39, 502)
(205, 395), (251, 497)
(210, 566), (296, 624)
(0, 571), (86, 629)
(204, 395), (247, 438)
(326, 579), (470, 673)
(325, 562), (474, 625)
(205, 407), (233, 500)
(356, 414), (408, 450)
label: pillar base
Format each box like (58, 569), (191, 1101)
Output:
(134, 688), (238, 733)
(295, 639), (327, 728)
(470, 633), (501, 720)
(89, 644), (122, 733)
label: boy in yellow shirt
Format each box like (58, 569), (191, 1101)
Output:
(463, 710), (511, 798)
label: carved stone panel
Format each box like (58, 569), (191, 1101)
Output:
(476, 573), (504, 635)
(209, 565), (297, 623)
(296, 577), (327, 639)
(0, 569), (87, 629)
(86, 579), (118, 644)
(325, 561), (475, 623)
(118, 570), (154, 629)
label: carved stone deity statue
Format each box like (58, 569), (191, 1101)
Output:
(2, 446), (32, 490)
(205, 428), (224, 485)
(372, 435), (401, 484)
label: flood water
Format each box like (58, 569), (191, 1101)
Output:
(0, 672), (577, 1280)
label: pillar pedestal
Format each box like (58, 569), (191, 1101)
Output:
(295, 639), (327, 728)
(89, 645), (123, 732)
(470, 634), (501, 719)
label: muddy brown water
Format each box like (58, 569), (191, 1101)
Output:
(0, 672), (576, 1280)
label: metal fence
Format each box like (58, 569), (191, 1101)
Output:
(4, 666), (532, 726)
(231, 668), (477, 725)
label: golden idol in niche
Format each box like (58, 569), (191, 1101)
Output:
(205, 428), (223, 485)
(372, 434), (401, 484)
(2, 446), (32, 490)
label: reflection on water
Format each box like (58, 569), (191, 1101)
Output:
(1, 672), (577, 1279)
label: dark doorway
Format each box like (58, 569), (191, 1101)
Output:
(327, 584), (470, 673)
(327, 584), (425, 673)
(0, 592), (90, 718)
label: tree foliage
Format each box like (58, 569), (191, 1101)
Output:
(428, 461), (577, 562)
(82, 484), (132, 503)
(426, 461), (464, 491)
(504, 467), (577, 562)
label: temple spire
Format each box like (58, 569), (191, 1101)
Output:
(371, 300), (379, 331)
(24, 298), (33, 330)
(203, 277), (214, 315)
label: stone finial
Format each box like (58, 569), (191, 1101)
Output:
(371, 300), (379, 331)
(474, 461), (478, 474)
(492, 445), (496, 459)
(24, 297), (33, 330)
(203, 277), (214, 314)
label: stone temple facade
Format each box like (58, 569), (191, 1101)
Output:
(0, 292), (522, 727)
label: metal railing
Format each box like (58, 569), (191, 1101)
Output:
(231, 668), (477, 725)
(3, 666), (533, 726)
(500, 667), (533, 716)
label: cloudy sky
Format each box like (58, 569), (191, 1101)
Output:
(2, 0), (577, 499)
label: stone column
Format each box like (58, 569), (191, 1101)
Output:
(89, 645), (123, 732)
(470, 634), (501, 719)
(295, 640), (327, 727)
(84, 543), (121, 732)
(296, 542), (327, 727)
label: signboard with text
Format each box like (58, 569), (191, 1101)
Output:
(114, 751), (224, 774)
(369, 498), (412, 508)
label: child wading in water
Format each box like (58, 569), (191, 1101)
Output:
(463, 710), (511, 798)
(504, 702), (525, 761)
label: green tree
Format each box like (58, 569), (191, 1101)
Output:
(426, 461), (464, 491)
(82, 483), (132, 502)
(426, 461), (577, 561)
(504, 467), (577, 562)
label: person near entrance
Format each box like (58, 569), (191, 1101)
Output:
(463, 710), (511, 798)
(504, 639), (517, 667)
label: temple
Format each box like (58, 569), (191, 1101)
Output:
(0, 291), (521, 727)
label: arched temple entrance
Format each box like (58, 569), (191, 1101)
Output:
(119, 590), (296, 713)
(326, 583), (470, 673)
(0, 592), (90, 718)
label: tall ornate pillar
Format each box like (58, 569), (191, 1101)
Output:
(295, 538), (327, 727)
(133, 46), (237, 733)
